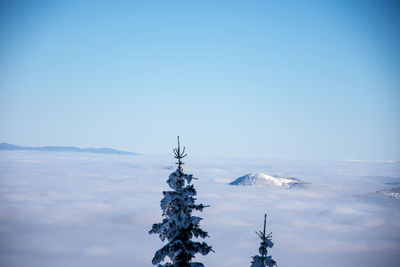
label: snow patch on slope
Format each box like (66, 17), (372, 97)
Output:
(374, 187), (400, 199)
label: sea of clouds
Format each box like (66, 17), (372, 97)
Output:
(0, 151), (399, 266)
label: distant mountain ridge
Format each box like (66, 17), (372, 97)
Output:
(0, 143), (136, 155)
(230, 173), (309, 188)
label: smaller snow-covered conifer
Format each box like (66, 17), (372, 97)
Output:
(149, 137), (213, 267)
(250, 214), (276, 267)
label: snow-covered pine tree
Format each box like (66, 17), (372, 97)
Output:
(149, 137), (213, 267)
(250, 214), (277, 267)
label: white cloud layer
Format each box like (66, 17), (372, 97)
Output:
(0, 151), (399, 266)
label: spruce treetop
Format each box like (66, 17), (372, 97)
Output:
(251, 214), (276, 267)
(149, 136), (212, 267)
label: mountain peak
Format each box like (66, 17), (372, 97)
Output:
(230, 173), (309, 188)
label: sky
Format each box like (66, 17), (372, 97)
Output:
(0, 0), (399, 160)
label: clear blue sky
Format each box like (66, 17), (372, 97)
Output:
(1, 0), (399, 160)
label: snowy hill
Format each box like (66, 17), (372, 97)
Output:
(375, 187), (400, 199)
(0, 143), (136, 155)
(229, 173), (309, 188)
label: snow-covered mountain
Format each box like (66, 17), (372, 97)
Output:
(375, 187), (400, 199)
(229, 173), (309, 188)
